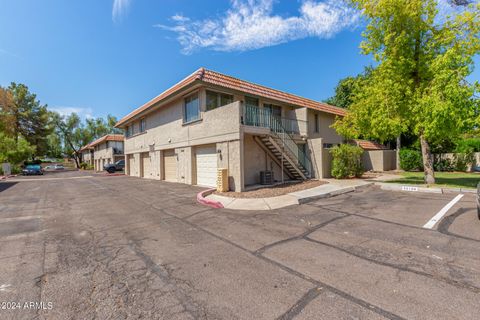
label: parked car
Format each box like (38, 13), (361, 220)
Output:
(477, 182), (479, 220)
(22, 164), (43, 176)
(53, 164), (65, 170)
(104, 160), (125, 174)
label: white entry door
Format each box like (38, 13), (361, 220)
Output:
(196, 146), (218, 187)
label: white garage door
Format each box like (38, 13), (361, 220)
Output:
(141, 152), (151, 178)
(196, 146), (218, 187)
(163, 149), (177, 181)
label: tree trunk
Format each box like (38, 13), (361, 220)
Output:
(396, 135), (401, 170)
(419, 135), (435, 184)
(73, 153), (80, 169)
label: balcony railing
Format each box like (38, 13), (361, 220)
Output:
(243, 104), (305, 135)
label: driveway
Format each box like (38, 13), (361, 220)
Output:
(0, 172), (478, 319)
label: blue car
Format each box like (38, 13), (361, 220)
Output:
(22, 164), (43, 176)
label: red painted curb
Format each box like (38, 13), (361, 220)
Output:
(0, 174), (18, 180)
(197, 188), (224, 209)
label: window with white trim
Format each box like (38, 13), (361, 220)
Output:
(206, 90), (234, 111)
(184, 94), (200, 123)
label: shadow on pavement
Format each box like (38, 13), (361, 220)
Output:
(0, 181), (17, 192)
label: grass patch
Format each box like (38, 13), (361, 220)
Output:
(387, 172), (480, 189)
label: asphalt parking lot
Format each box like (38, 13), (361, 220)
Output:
(0, 171), (479, 319)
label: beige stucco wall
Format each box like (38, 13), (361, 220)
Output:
(243, 134), (289, 186)
(81, 150), (93, 164)
(307, 137), (323, 179)
(217, 140), (243, 191)
(362, 150), (397, 172)
(321, 148), (333, 178)
(307, 109), (343, 145)
(124, 93), (242, 155)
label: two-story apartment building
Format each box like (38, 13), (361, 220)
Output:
(115, 68), (346, 191)
(89, 134), (125, 171)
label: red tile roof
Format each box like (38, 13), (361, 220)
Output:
(354, 139), (388, 150)
(89, 134), (124, 147)
(79, 143), (94, 152)
(115, 68), (346, 127)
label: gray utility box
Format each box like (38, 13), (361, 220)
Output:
(260, 171), (274, 185)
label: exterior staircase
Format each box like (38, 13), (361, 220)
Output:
(258, 135), (309, 180)
(243, 103), (312, 180)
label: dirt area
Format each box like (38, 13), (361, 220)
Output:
(215, 180), (327, 198)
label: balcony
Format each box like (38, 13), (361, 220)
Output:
(242, 104), (306, 135)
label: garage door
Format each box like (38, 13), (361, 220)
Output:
(196, 146), (218, 187)
(128, 154), (135, 176)
(163, 149), (177, 181)
(141, 152), (151, 178)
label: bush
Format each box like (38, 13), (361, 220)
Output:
(79, 162), (88, 170)
(330, 144), (364, 179)
(455, 138), (480, 153)
(453, 152), (475, 172)
(399, 149), (423, 171)
(433, 157), (454, 172)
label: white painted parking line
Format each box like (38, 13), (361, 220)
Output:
(423, 194), (464, 229)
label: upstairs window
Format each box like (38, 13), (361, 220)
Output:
(184, 94), (200, 123)
(125, 125), (130, 137)
(206, 90), (234, 111)
(140, 118), (146, 133)
(314, 114), (319, 133)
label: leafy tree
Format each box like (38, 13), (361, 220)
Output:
(334, 0), (480, 184)
(53, 112), (91, 168)
(3, 83), (52, 158)
(0, 132), (35, 164)
(325, 67), (373, 108)
(0, 87), (15, 136)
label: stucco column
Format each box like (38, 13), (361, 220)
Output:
(133, 153), (141, 177)
(308, 137), (323, 179)
(124, 154), (129, 176)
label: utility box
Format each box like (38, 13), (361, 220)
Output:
(217, 168), (229, 192)
(2, 163), (11, 176)
(260, 170), (274, 185)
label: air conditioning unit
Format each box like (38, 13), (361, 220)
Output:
(260, 171), (274, 185)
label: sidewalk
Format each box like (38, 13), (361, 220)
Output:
(204, 180), (373, 211)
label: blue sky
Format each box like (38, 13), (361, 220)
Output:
(0, 0), (478, 120)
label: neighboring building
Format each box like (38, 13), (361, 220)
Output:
(115, 68), (346, 191)
(79, 143), (94, 167)
(89, 134), (125, 171)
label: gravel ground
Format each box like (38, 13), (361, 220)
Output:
(215, 180), (327, 198)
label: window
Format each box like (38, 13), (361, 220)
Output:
(184, 94), (200, 123)
(245, 96), (259, 107)
(140, 118), (146, 133)
(314, 114), (319, 133)
(125, 125), (130, 137)
(323, 143), (334, 148)
(264, 104), (282, 118)
(206, 90), (234, 111)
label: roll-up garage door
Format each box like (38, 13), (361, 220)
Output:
(141, 152), (151, 178)
(196, 145), (218, 187)
(163, 149), (177, 181)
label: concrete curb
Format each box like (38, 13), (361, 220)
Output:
(0, 174), (18, 180)
(197, 189), (224, 209)
(375, 182), (476, 194)
(203, 182), (375, 210)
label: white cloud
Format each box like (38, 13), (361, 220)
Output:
(50, 107), (94, 120)
(112, 0), (131, 22)
(155, 0), (359, 54)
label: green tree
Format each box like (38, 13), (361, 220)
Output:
(0, 132), (35, 165)
(53, 113), (91, 168)
(334, 0), (480, 184)
(4, 83), (52, 158)
(325, 67), (373, 108)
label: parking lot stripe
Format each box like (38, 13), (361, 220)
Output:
(423, 194), (464, 229)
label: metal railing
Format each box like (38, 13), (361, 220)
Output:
(243, 104), (311, 176)
(243, 104), (304, 135)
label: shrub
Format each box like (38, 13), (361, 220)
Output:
(330, 144), (364, 179)
(453, 152), (475, 172)
(433, 157), (454, 172)
(399, 149), (423, 171)
(79, 162), (88, 170)
(455, 138), (480, 153)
